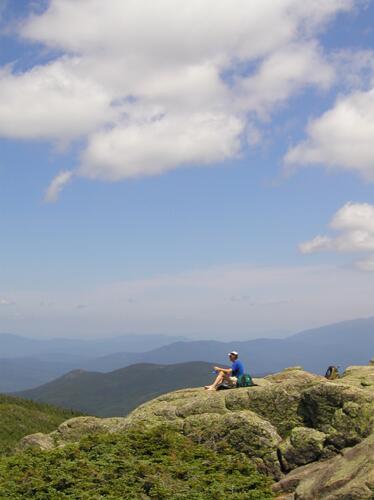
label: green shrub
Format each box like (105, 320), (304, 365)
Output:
(0, 425), (274, 499)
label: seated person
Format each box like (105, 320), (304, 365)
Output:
(205, 351), (244, 391)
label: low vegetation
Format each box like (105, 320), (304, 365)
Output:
(0, 425), (274, 499)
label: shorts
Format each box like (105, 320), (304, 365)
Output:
(227, 376), (238, 387)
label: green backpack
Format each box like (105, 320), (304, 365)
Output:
(236, 373), (255, 388)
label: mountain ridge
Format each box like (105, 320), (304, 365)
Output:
(17, 361), (221, 416)
(0, 332), (188, 358)
(2, 315), (374, 391)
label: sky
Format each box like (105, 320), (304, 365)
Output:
(1, 0), (374, 339)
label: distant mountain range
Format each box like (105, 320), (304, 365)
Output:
(80, 316), (374, 373)
(0, 333), (188, 391)
(0, 357), (77, 392)
(289, 316), (374, 345)
(17, 362), (217, 416)
(2, 316), (374, 392)
(0, 333), (188, 358)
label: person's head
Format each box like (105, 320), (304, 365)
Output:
(228, 351), (238, 362)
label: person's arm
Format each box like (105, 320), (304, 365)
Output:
(213, 366), (232, 374)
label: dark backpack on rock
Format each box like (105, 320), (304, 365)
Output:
(236, 373), (255, 388)
(325, 365), (340, 380)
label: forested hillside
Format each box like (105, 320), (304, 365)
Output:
(0, 394), (81, 455)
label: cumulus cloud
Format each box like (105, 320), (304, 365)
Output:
(236, 42), (334, 117)
(44, 170), (73, 202)
(0, 59), (114, 141)
(21, 0), (352, 59)
(285, 87), (374, 180)
(0, 0), (355, 197)
(299, 202), (374, 270)
(80, 112), (243, 180)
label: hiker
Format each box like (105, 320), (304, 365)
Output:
(205, 351), (245, 391)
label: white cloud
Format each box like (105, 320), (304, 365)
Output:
(44, 170), (73, 202)
(285, 87), (374, 180)
(236, 42), (334, 118)
(80, 112), (243, 180)
(331, 201), (374, 232)
(0, 59), (114, 141)
(332, 49), (374, 90)
(299, 202), (374, 269)
(299, 235), (333, 254)
(21, 0), (352, 60)
(0, 0), (355, 196)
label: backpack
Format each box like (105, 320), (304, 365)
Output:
(236, 373), (255, 388)
(325, 365), (340, 380)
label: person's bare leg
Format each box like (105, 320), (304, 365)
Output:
(205, 371), (223, 389)
(205, 371), (225, 390)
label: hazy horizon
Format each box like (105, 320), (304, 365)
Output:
(2, 314), (374, 341)
(0, 327), (294, 341)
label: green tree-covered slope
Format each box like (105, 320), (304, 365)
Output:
(17, 361), (217, 416)
(0, 394), (80, 455)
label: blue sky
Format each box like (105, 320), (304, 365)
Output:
(1, 1), (374, 338)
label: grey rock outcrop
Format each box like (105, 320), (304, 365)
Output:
(273, 431), (374, 499)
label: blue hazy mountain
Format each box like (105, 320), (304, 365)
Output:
(1, 316), (374, 392)
(0, 357), (77, 392)
(0, 333), (188, 358)
(82, 316), (374, 373)
(289, 316), (374, 346)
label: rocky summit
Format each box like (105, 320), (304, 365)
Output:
(19, 362), (374, 499)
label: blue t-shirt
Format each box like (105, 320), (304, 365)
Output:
(231, 359), (244, 377)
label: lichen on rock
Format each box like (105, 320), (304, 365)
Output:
(338, 364), (374, 389)
(278, 426), (326, 472)
(299, 382), (374, 449)
(18, 416), (129, 450)
(183, 410), (282, 478)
